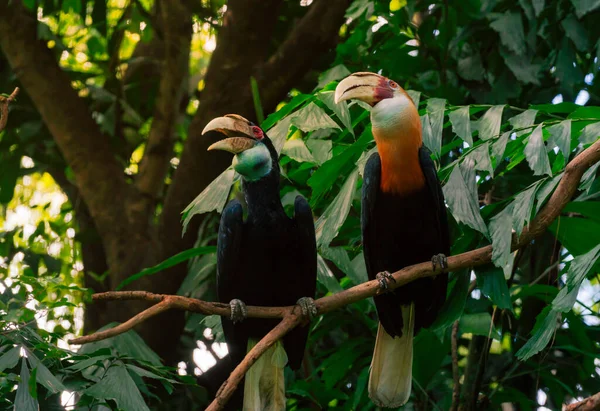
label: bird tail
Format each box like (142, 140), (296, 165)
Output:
(368, 303), (415, 408)
(243, 339), (288, 411)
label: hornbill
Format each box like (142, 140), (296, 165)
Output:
(203, 115), (317, 411)
(335, 73), (450, 407)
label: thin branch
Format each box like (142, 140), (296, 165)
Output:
(0, 87), (19, 132)
(565, 392), (600, 411)
(450, 320), (461, 411)
(71, 137), (600, 410)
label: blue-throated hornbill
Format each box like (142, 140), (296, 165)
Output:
(335, 73), (450, 407)
(203, 114), (317, 410)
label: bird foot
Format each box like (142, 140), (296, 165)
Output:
(376, 271), (396, 292)
(431, 253), (448, 272)
(229, 299), (247, 324)
(296, 297), (317, 320)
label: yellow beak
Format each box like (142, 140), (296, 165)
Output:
(334, 72), (390, 105)
(202, 114), (255, 139)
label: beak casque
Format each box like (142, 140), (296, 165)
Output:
(334, 72), (389, 105)
(204, 114), (258, 154)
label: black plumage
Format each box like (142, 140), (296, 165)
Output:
(362, 146), (450, 338)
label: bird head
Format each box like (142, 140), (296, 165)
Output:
(204, 114), (274, 182)
(334, 72), (404, 106)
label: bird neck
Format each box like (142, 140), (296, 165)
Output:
(243, 170), (284, 218)
(371, 94), (425, 195)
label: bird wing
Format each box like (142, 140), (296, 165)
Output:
(418, 146), (450, 255)
(362, 152), (382, 280)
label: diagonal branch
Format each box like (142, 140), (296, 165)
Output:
(565, 392), (600, 411)
(0, 3), (131, 234)
(70, 137), (600, 410)
(133, 0), (192, 220)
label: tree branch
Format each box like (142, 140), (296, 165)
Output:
(0, 3), (131, 235)
(133, 0), (192, 220)
(70, 137), (600, 410)
(450, 320), (461, 411)
(565, 392), (600, 411)
(0, 87), (19, 132)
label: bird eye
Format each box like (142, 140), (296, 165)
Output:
(388, 80), (399, 89)
(252, 126), (264, 140)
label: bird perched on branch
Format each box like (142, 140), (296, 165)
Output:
(204, 114), (317, 411)
(335, 73), (450, 407)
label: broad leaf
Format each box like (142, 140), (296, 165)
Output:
(282, 139), (316, 163)
(578, 121), (600, 145)
(0, 345), (20, 372)
(406, 90), (421, 108)
(535, 173), (562, 213)
(268, 115), (293, 154)
(477, 266), (512, 310)
(511, 182), (540, 237)
(516, 307), (561, 360)
(321, 246), (367, 286)
(492, 131), (511, 160)
(524, 124), (552, 176)
(490, 13), (526, 55)
(563, 201), (600, 224)
(561, 14), (590, 51)
(315, 168), (359, 248)
(571, 0), (600, 17)
(476, 105), (504, 140)
(317, 64), (351, 89)
(553, 244), (600, 313)
(443, 166), (489, 236)
(290, 102), (341, 133)
(85, 363), (150, 411)
(460, 313), (501, 339)
(318, 91), (353, 135)
(306, 139), (333, 165)
(181, 168), (236, 234)
(432, 270), (470, 330)
(466, 142), (493, 176)
(413, 329), (446, 388)
(421, 114), (436, 154)
(425, 98), (446, 155)
(316, 254), (343, 293)
(489, 204), (515, 276)
(449, 106), (473, 146)
(547, 120), (571, 159)
(15, 359), (38, 411)
(26, 351), (66, 393)
(508, 109), (537, 136)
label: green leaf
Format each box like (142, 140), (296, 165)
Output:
(443, 166), (489, 236)
(457, 53), (484, 81)
(321, 246), (367, 285)
(425, 98), (446, 155)
(306, 139), (333, 165)
(250, 76), (264, 124)
(492, 131), (511, 160)
(267, 116), (293, 154)
(459, 313), (501, 339)
(318, 91), (353, 136)
(181, 168), (236, 235)
(466, 142), (493, 176)
(317, 64), (351, 89)
(533, 0), (544, 16)
(116, 246), (216, 290)
(489, 204), (515, 276)
(26, 351), (66, 393)
(421, 114), (435, 153)
(28, 366), (38, 400)
(563, 201), (600, 224)
(477, 266), (512, 310)
(262, 94), (312, 130)
(548, 217), (600, 256)
(316, 254), (343, 293)
(432, 270), (470, 330)
(511, 182), (540, 237)
(282, 139), (315, 163)
(501, 52), (541, 85)
(490, 13), (526, 55)
(508, 109), (538, 136)
(524, 124), (552, 176)
(516, 307), (561, 360)
(315, 168), (359, 248)
(125, 364), (178, 384)
(535, 173), (562, 213)
(476, 105), (504, 141)
(449, 106), (473, 146)
(290, 102), (341, 133)
(571, 0), (600, 19)
(0, 346), (21, 372)
(352, 367), (369, 409)
(561, 14), (590, 51)
(579, 162), (600, 193)
(413, 329), (445, 388)
(15, 359), (38, 411)
(547, 120), (571, 159)
(85, 363), (150, 411)
(406, 90), (421, 108)
(578, 121), (600, 145)
(531, 102), (579, 114)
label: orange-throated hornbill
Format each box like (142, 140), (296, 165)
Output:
(203, 115), (317, 410)
(335, 73), (450, 407)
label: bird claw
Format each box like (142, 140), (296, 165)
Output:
(431, 253), (448, 272)
(296, 297), (317, 320)
(376, 271), (396, 292)
(229, 299), (247, 324)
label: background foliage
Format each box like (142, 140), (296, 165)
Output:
(1, 0), (600, 410)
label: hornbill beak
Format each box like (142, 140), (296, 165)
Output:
(334, 72), (395, 106)
(204, 114), (258, 154)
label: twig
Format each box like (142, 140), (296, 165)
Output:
(0, 87), (19, 132)
(564, 391), (600, 411)
(450, 320), (461, 411)
(70, 137), (600, 410)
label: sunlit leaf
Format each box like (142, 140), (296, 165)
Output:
(449, 106), (473, 146)
(306, 139), (333, 165)
(443, 166), (489, 236)
(547, 120), (571, 159)
(181, 168), (236, 235)
(476, 105), (504, 140)
(318, 91), (353, 135)
(492, 131), (511, 161)
(268, 116), (293, 154)
(524, 124), (552, 176)
(315, 169), (359, 248)
(406, 90), (421, 108)
(282, 139), (316, 163)
(535, 173), (562, 213)
(489, 203), (515, 276)
(15, 359), (38, 411)
(578, 121), (600, 145)
(262, 94), (313, 130)
(466, 142), (493, 176)
(317, 64), (351, 89)
(511, 181), (541, 237)
(290, 102), (341, 133)
(508, 109), (537, 136)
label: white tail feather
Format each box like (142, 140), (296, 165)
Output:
(368, 303), (415, 408)
(243, 340), (287, 411)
